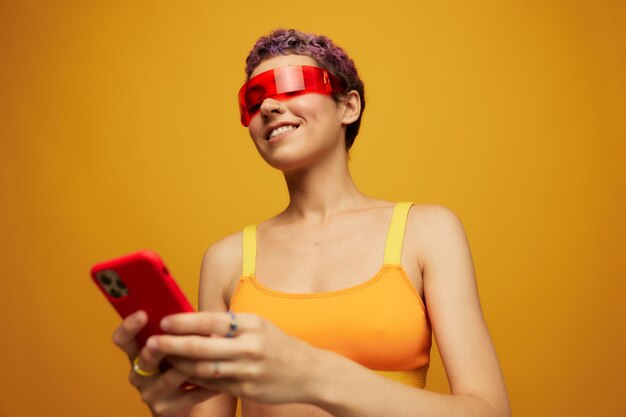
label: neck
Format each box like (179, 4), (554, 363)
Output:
(281, 148), (370, 224)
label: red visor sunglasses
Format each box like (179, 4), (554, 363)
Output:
(238, 65), (345, 127)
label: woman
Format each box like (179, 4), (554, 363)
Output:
(113, 29), (511, 417)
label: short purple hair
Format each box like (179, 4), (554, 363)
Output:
(245, 28), (365, 151)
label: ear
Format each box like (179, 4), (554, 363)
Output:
(339, 90), (361, 125)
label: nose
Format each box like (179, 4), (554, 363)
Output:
(259, 97), (284, 120)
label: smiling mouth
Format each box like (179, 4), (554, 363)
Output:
(267, 125), (298, 140)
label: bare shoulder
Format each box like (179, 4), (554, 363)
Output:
(407, 203), (464, 231)
(406, 204), (469, 267)
(198, 230), (244, 311)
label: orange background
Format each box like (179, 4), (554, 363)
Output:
(1, 1), (625, 416)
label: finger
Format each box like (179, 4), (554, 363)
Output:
(167, 357), (239, 380)
(161, 311), (247, 338)
(163, 388), (220, 412)
(129, 350), (164, 389)
(136, 337), (168, 373)
(150, 334), (240, 361)
(152, 367), (196, 393)
(113, 310), (148, 359)
(147, 386), (220, 416)
(186, 375), (240, 396)
(142, 368), (219, 412)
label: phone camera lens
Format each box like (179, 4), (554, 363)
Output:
(116, 279), (126, 289)
(101, 275), (112, 285)
(110, 289), (121, 298)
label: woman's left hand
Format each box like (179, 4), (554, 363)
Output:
(145, 311), (329, 404)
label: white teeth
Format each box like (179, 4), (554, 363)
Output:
(268, 125), (296, 139)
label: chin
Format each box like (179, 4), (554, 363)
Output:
(260, 148), (324, 174)
(255, 134), (342, 173)
(263, 155), (309, 173)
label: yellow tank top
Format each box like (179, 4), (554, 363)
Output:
(230, 202), (431, 388)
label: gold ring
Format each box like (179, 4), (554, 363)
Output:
(133, 356), (159, 377)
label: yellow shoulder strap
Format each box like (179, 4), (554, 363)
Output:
(383, 202), (414, 264)
(242, 224), (257, 276)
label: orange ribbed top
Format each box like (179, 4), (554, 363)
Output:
(229, 202), (431, 388)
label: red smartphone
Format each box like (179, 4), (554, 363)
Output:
(90, 250), (195, 348)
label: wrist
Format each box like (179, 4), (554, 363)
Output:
(301, 347), (346, 409)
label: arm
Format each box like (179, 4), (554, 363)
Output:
(306, 205), (511, 417)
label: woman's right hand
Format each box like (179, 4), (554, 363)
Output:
(112, 310), (220, 417)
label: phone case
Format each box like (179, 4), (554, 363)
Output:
(90, 250), (195, 347)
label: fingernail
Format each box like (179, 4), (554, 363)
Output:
(160, 318), (170, 331)
(134, 310), (146, 323)
(147, 337), (158, 349)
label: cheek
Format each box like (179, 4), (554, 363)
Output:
(289, 95), (335, 120)
(248, 119), (264, 139)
